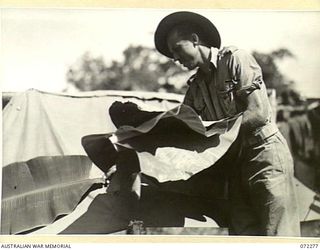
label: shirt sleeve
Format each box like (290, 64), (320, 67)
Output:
(229, 49), (263, 98)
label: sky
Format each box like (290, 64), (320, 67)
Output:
(1, 8), (320, 97)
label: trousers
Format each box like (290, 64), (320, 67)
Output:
(228, 131), (301, 236)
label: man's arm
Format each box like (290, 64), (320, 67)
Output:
(240, 88), (269, 133)
(230, 49), (270, 132)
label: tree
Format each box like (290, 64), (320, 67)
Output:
(252, 48), (295, 95)
(66, 52), (109, 91)
(66, 46), (192, 94)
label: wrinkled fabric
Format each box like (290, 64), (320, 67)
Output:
(112, 102), (242, 182)
(277, 121), (292, 151)
(81, 101), (243, 230)
(229, 132), (301, 236)
(2, 89), (181, 234)
(83, 102), (242, 183)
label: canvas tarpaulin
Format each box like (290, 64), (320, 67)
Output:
(2, 89), (182, 234)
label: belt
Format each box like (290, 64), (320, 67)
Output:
(243, 122), (279, 147)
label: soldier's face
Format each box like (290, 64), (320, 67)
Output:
(166, 30), (200, 70)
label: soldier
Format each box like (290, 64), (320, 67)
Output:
(154, 11), (300, 236)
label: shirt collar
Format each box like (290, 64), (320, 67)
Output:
(210, 47), (219, 69)
(187, 47), (219, 85)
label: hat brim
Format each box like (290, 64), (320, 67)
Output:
(154, 11), (221, 58)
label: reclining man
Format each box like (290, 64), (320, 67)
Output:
(154, 11), (300, 236)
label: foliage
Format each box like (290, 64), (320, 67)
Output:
(252, 48), (295, 95)
(66, 46), (191, 94)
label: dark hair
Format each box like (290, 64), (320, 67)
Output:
(169, 22), (208, 46)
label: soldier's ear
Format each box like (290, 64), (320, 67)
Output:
(191, 33), (200, 45)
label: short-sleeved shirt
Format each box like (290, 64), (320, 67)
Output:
(183, 46), (274, 133)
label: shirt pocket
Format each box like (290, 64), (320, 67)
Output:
(193, 95), (206, 114)
(218, 79), (238, 116)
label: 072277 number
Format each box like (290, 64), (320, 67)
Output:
(300, 244), (319, 248)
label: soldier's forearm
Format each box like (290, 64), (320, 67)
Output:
(241, 109), (268, 132)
